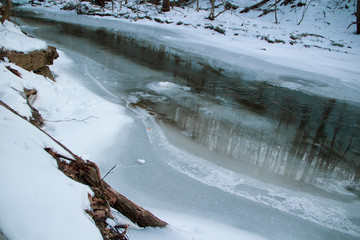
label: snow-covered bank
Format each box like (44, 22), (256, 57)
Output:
(0, 20), (269, 240)
(0, 105), (103, 240)
(0, 20), (47, 52)
(2, 1), (360, 239)
(14, 0), (360, 103)
(0, 21), (131, 239)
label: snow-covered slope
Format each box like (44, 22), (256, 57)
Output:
(1, 0), (360, 238)
(0, 21), (131, 240)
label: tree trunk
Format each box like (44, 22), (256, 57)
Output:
(357, 0), (360, 34)
(54, 155), (168, 228)
(1, 0), (12, 24)
(274, 0), (278, 24)
(102, 181), (168, 228)
(209, 0), (215, 20)
(162, 0), (170, 12)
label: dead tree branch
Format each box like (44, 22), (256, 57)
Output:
(240, 0), (271, 13)
(357, 0), (360, 34)
(51, 149), (168, 228)
(101, 165), (117, 181)
(45, 116), (99, 123)
(0, 100), (167, 230)
(0, 99), (83, 161)
(297, 0), (314, 25)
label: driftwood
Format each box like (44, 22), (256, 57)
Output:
(48, 149), (167, 228)
(0, 100), (167, 239)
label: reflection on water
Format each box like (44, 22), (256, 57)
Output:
(136, 82), (360, 191)
(16, 10), (360, 194)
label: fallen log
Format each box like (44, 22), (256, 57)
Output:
(240, 0), (271, 13)
(103, 181), (167, 228)
(50, 151), (168, 228)
(0, 100), (167, 239)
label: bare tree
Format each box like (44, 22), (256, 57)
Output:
(357, 0), (360, 34)
(297, 0), (313, 25)
(209, 0), (215, 20)
(1, 0), (12, 24)
(274, 0), (278, 24)
(208, 0), (227, 20)
(162, 0), (170, 11)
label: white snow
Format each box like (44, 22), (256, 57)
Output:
(0, 106), (102, 240)
(0, 20), (130, 240)
(14, 0), (360, 102)
(0, 20), (47, 52)
(0, 23), (104, 239)
(1, 0), (360, 239)
(137, 159), (146, 164)
(0, 18), (266, 240)
(147, 81), (191, 92)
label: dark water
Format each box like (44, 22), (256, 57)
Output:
(15, 9), (360, 195)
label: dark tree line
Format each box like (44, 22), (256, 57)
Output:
(158, 0), (360, 33)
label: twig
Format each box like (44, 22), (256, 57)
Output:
(0, 99), (82, 161)
(347, 21), (360, 30)
(173, 8), (186, 15)
(45, 116), (99, 123)
(44, 147), (77, 162)
(297, 0), (314, 25)
(214, 9), (227, 19)
(240, 0), (271, 13)
(101, 165), (117, 181)
(115, 224), (129, 238)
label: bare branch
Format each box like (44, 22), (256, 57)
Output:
(297, 0), (314, 25)
(240, 0), (271, 14)
(101, 165), (117, 181)
(45, 116), (99, 123)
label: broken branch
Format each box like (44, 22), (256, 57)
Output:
(45, 116), (99, 123)
(101, 165), (117, 182)
(240, 0), (271, 13)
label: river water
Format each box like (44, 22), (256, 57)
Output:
(14, 7), (360, 240)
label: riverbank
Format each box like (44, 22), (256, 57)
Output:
(14, 0), (360, 103)
(0, 20), (134, 240)
(2, 2), (360, 240)
(0, 17), (269, 240)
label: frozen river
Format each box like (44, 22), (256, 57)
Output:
(15, 7), (360, 240)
